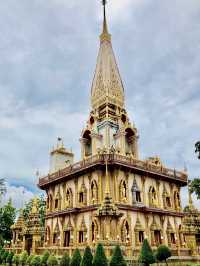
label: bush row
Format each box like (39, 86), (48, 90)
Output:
(0, 240), (173, 266)
(0, 244), (124, 266)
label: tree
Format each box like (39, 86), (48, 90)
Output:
(47, 255), (58, 266)
(60, 252), (70, 266)
(31, 256), (41, 266)
(93, 243), (108, 266)
(20, 251), (28, 266)
(195, 141), (200, 159)
(13, 255), (20, 266)
(2, 250), (9, 263)
(0, 199), (16, 245)
(70, 249), (82, 266)
(7, 252), (14, 266)
(81, 246), (93, 266)
(155, 245), (171, 265)
(110, 245), (127, 266)
(138, 239), (155, 266)
(190, 178), (200, 200)
(0, 178), (6, 202)
(41, 251), (50, 266)
(0, 248), (5, 264)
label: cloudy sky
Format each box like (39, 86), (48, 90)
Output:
(0, 0), (200, 208)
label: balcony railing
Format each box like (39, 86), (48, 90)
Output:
(38, 154), (187, 187)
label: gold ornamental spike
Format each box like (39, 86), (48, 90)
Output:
(100, 0), (111, 42)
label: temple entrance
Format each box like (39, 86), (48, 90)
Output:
(64, 231), (70, 247)
(25, 235), (33, 255)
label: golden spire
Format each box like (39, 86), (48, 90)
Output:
(100, 0), (111, 42)
(91, 0), (125, 111)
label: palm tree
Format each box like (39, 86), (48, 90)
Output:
(0, 178), (6, 201)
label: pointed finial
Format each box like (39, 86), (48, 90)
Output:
(100, 0), (111, 42)
(188, 179), (195, 210)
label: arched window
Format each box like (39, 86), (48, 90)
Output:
(79, 192), (84, 203)
(83, 130), (92, 157)
(53, 223), (60, 245)
(91, 220), (99, 242)
(132, 178), (142, 205)
(125, 128), (135, 156)
(48, 194), (53, 211)
(149, 186), (157, 207)
(78, 182), (87, 206)
(166, 196), (171, 208)
(121, 220), (130, 243)
(120, 179), (128, 202)
(174, 191), (181, 210)
(45, 226), (51, 245)
(66, 188), (73, 208)
(91, 180), (98, 204)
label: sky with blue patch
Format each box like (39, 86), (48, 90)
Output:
(0, 0), (200, 208)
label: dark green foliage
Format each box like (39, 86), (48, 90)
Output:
(156, 245), (171, 265)
(93, 243), (108, 266)
(47, 255), (58, 266)
(13, 254), (20, 266)
(7, 252), (14, 266)
(20, 251), (28, 266)
(27, 255), (34, 266)
(195, 141), (200, 159)
(138, 239), (155, 266)
(31, 256), (41, 266)
(60, 252), (70, 266)
(110, 245), (127, 266)
(190, 178), (200, 200)
(41, 251), (50, 266)
(70, 249), (82, 266)
(81, 246), (93, 266)
(0, 199), (16, 245)
(0, 248), (5, 264)
(2, 250), (9, 263)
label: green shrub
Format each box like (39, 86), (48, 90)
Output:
(41, 251), (50, 266)
(60, 252), (70, 266)
(13, 255), (20, 266)
(20, 251), (28, 266)
(31, 256), (41, 266)
(7, 252), (14, 266)
(80, 246), (93, 266)
(0, 249), (5, 264)
(110, 245), (127, 266)
(47, 255), (58, 266)
(70, 249), (81, 266)
(27, 255), (34, 266)
(155, 245), (171, 265)
(138, 239), (155, 266)
(2, 250), (9, 263)
(93, 243), (108, 266)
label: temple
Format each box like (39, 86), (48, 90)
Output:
(10, 1), (200, 259)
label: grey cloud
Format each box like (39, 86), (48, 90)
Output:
(0, 0), (199, 208)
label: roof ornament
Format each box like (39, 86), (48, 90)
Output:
(100, 0), (111, 42)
